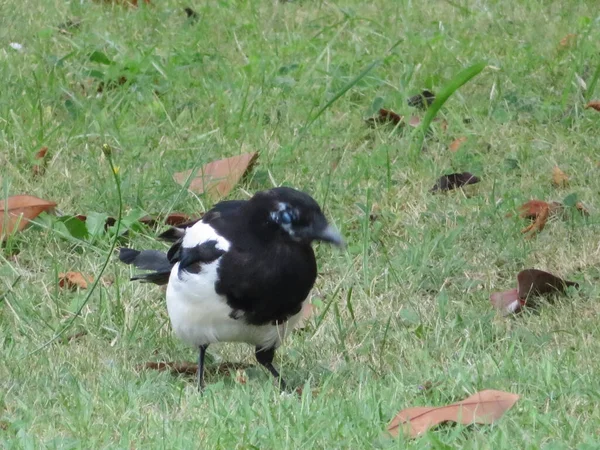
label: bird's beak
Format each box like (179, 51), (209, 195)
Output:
(315, 224), (345, 247)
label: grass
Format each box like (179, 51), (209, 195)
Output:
(2, 0), (600, 447)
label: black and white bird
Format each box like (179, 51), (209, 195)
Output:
(119, 187), (343, 391)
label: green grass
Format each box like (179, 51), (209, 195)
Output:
(2, 0), (600, 448)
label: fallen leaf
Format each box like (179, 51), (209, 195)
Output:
(173, 152), (258, 200)
(518, 200), (562, 220)
(585, 101), (600, 112)
(32, 146), (49, 177)
(407, 90), (436, 109)
(139, 212), (193, 228)
(58, 272), (93, 290)
(431, 172), (480, 192)
(575, 201), (589, 216)
(490, 288), (524, 316)
(517, 269), (578, 300)
(295, 303), (316, 330)
(387, 389), (519, 438)
(235, 369), (248, 385)
(184, 7), (199, 21)
(408, 116), (422, 127)
(366, 108), (404, 127)
(0, 195), (57, 240)
(552, 166), (569, 187)
(491, 269), (579, 314)
(521, 203), (549, 237)
(558, 33), (577, 50)
(448, 137), (467, 152)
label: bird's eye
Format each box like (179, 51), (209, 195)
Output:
(280, 211), (292, 224)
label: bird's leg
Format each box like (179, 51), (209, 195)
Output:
(197, 344), (208, 392)
(255, 346), (287, 391)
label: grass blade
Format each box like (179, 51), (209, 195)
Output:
(412, 61), (487, 153)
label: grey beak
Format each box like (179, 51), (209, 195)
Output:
(315, 224), (345, 247)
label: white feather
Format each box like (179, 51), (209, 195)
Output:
(166, 221), (304, 350)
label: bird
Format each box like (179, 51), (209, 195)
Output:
(119, 187), (343, 391)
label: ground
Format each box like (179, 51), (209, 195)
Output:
(2, 0), (600, 448)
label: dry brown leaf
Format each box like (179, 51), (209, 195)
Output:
(585, 101), (600, 112)
(558, 33), (577, 50)
(32, 146), (49, 176)
(521, 203), (549, 237)
(387, 390), (519, 438)
(58, 272), (93, 290)
(448, 137), (467, 152)
(0, 195), (56, 240)
(575, 201), (589, 216)
(365, 108), (404, 127)
(295, 303), (316, 330)
(552, 166), (569, 187)
(491, 269), (579, 314)
(518, 200), (562, 219)
(173, 153), (258, 201)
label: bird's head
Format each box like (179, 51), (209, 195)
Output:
(248, 187), (344, 247)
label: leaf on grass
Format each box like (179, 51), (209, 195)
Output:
(58, 272), (93, 290)
(407, 90), (436, 109)
(366, 108), (403, 127)
(552, 166), (569, 187)
(139, 213), (192, 228)
(521, 203), (549, 237)
(448, 137), (467, 152)
(431, 172), (480, 192)
(575, 201), (590, 216)
(558, 33), (577, 50)
(518, 200), (562, 219)
(517, 269), (578, 299)
(491, 269), (579, 314)
(173, 152), (258, 200)
(490, 288), (524, 316)
(0, 195), (57, 240)
(295, 303), (316, 330)
(387, 389), (519, 438)
(585, 101), (600, 112)
(184, 7), (199, 21)
(32, 146), (49, 176)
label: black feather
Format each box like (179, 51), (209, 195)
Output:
(178, 240), (226, 276)
(119, 248), (174, 285)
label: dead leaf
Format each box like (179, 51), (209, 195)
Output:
(517, 269), (578, 300)
(585, 101), (600, 112)
(235, 369), (248, 385)
(366, 108), (404, 127)
(173, 152), (258, 200)
(431, 172), (480, 192)
(518, 200), (562, 219)
(387, 389), (519, 438)
(521, 203), (549, 237)
(407, 90), (436, 109)
(448, 137), (467, 152)
(552, 166), (569, 187)
(139, 212), (193, 228)
(0, 195), (56, 240)
(558, 33), (577, 50)
(58, 272), (93, 290)
(184, 7), (199, 21)
(575, 201), (589, 216)
(295, 303), (316, 330)
(491, 269), (579, 314)
(32, 146), (49, 177)
(490, 288), (524, 316)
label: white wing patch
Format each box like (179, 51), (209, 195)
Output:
(182, 221), (231, 251)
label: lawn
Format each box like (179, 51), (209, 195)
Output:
(2, 0), (600, 448)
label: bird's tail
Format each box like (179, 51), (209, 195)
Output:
(118, 248), (173, 285)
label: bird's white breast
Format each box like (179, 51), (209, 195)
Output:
(165, 221), (303, 350)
